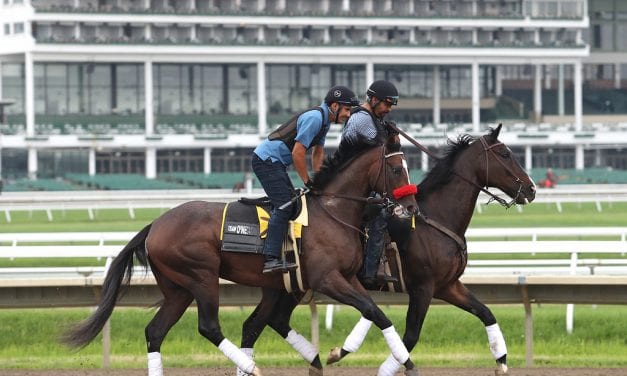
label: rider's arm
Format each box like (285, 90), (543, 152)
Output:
(292, 141), (310, 184)
(312, 144), (324, 173)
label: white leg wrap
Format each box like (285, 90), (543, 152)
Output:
(147, 352), (163, 376)
(218, 338), (255, 374)
(343, 316), (373, 353)
(377, 354), (402, 376)
(382, 326), (409, 364)
(286, 330), (318, 363)
(486, 323), (508, 359)
(236, 348), (254, 376)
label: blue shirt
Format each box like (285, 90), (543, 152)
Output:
(254, 102), (330, 166)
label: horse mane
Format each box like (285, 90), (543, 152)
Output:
(417, 133), (477, 198)
(311, 137), (400, 190)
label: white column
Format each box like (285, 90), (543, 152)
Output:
(495, 66), (502, 96)
(558, 64), (565, 116)
(472, 0), (477, 16)
(145, 60), (154, 135)
(342, 0), (349, 11)
(432, 65), (440, 125)
(25, 52), (35, 137)
(145, 147), (156, 179)
(533, 64), (542, 122)
(408, 0), (414, 13)
(421, 152), (429, 172)
(471, 62), (480, 132)
(0, 61), (3, 100)
(574, 60), (583, 132)
(366, 61), (374, 86)
(257, 60), (267, 136)
(28, 148), (37, 180)
(614, 63), (621, 89)
(204, 147), (211, 174)
(365, 0), (373, 13)
(320, 0), (328, 13)
(88, 148), (96, 176)
(525, 145), (533, 171)
(575, 145), (584, 170)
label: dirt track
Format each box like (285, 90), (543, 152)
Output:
(1, 368), (625, 376)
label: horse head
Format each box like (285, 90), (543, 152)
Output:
(473, 124), (536, 205)
(370, 134), (418, 218)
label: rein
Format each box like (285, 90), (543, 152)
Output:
(309, 146), (409, 238)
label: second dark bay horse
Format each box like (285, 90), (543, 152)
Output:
(237, 125), (536, 376)
(327, 124), (537, 375)
(62, 137), (420, 376)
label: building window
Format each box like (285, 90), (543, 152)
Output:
(13, 22), (23, 34)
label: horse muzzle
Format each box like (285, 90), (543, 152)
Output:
(515, 183), (536, 204)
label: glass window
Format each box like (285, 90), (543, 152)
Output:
(1, 63), (25, 115)
(45, 64), (68, 115)
(4, 24), (10, 35)
(617, 23), (627, 51)
(155, 64), (181, 114)
(68, 64), (84, 113)
(592, 23), (613, 50)
(13, 22), (23, 34)
(87, 64), (111, 114)
(227, 65), (256, 115)
(115, 64), (144, 114)
(34, 64), (46, 114)
(200, 65), (223, 115)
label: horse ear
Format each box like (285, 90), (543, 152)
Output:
(491, 123), (502, 141)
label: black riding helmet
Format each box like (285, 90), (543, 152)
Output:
(367, 80), (399, 106)
(324, 85), (360, 107)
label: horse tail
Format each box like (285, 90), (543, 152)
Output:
(62, 223), (152, 348)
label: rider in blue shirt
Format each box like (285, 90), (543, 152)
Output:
(253, 85), (359, 273)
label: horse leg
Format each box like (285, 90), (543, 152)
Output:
(145, 275), (194, 376)
(377, 283), (434, 376)
(193, 284), (262, 376)
(436, 280), (509, 375)
(266, 291), (323, 376)
(240, 288), (322, 376)
(317, 272), (418, 376)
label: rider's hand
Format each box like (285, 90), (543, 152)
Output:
(383, 120), (399, 136)
(305, 180), (315, 189)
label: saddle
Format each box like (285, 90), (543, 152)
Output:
(220, 195), (308, 293)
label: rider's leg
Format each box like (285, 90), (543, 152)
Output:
(362, 208), (394, 286)
(252, 155), (297, 272)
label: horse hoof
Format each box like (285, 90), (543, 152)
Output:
(309, 365), (323, 376)
(495, 363), (508, 375)
(251, 366), (263, 376)
(326, 347), (342, 365)
(404, 368), (420, 376)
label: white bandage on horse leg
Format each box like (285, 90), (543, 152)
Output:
(343, 316), (373, 353)
(236, 348), (255, 376)
(486, 323), (508, 359)
(286, 330), (318, 363)
(218, 338), (255, 374)
(381, 326), (409, 364)
(377, 354), (402, 376)
(147, 351), (163, 376)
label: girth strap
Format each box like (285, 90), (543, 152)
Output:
(415, 212), (467, 253)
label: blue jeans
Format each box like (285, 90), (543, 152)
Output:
(363, 206), (388, 278)
(251, 154), (294, 258)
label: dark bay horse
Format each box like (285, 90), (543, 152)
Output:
(237, 125), (536, 376)
(63, 138), (420, 376)
(326, 124), (537, 375)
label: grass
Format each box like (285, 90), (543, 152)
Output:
(0, 201), (626, 369)
(0, 305), (625, 369)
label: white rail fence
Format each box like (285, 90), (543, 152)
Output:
(1, 227), (626, 367)
(1, 185), (627, 222)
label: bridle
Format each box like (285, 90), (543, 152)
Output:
(311, 145), (414, 237)
(452, 136), (525, 208)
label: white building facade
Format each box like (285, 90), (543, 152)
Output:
(1, 0), (627, 180)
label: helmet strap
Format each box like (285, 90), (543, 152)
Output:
(328, 103), (338, 122)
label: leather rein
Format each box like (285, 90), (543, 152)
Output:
(310, 146), (407, 238)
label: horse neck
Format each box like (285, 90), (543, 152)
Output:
(319, 148), (380, 224)
(420, 160), (481, 236)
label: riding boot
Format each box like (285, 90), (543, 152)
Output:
(263, 254), (297, 273)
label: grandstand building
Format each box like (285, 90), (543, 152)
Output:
(1, 0), (627, 188)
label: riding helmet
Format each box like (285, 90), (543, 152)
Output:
(367, 80), (399, 105)
(324, 85), (360, 107)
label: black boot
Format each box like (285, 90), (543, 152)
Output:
(263, 255), (297, 273)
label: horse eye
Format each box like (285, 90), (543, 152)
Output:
(392, 166), (403, 175)
(500, 150), (511, 158)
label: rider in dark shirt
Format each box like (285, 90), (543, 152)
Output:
(341, 80), (400, 288)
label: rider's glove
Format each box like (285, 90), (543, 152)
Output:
(383, 120), (399, 136)
(305, 179), (315, 189)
